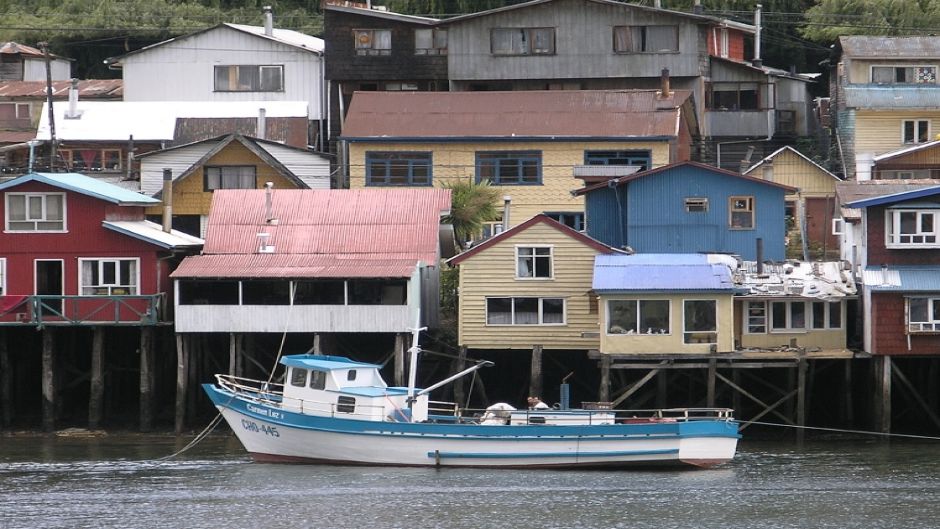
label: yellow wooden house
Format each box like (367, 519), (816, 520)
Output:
(137, 134), (331, 236)
(448, 214), (621, 351)
(341, 89), (698, 235)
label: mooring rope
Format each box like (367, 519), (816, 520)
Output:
(747, 420), (940, 441)
(156, 413), (225, 461)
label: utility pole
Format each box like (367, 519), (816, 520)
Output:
(39, 41), (57, 171)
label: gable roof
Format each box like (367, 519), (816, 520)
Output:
(105, 23), (322, 65)
(0, 42), (70, 60)
(103, 220), (204, 249)
(573, 160), (798, 196)
(592, 253), (737, 292)
(342, 89), (695, 141)
(448, 214), (618, 266)
(873, 139), (940, 163)
(0, 172), (158, 205)
(744, 145), (840, 181)
(171, 188), (451, 279)
(843, 185), (940, 209)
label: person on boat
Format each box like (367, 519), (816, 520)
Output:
(527, 396), (550, 410)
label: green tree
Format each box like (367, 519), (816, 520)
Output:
(801, 0), (940, 41)
(441, 179), (500, 249)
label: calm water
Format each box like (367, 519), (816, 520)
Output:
(1, 433), (939, 529)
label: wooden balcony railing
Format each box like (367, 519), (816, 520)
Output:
(0, 294), (165, 326)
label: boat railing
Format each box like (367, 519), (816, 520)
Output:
(442, 405), (735, 426)
(215, 374), (284, 403)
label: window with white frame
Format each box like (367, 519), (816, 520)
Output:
(886, 209), (939, 247)
(354, 29), (392, 55)
(872, 66), (937, 84)
(5, 193), (65, 231)
(79, 258), (138, 296)
(770, 300), (806, 331)
(214, 65), (283, 92)
(607, 299), (670, 335)
(205, 166), (257, 191)
(811, 301), (842, 329)
(613, 25), (679, 53)
(486, 297), (565, 325)
(684, 300), (717, 343)
(491, 28), (555, 55)
(516, 246), (552, 279)
(415, 28), (447, 55)
(903, 119), (930, 144)
(729, 196), (754, 229)
(745, 301), (767, 333)
(909, 297), (940, 332)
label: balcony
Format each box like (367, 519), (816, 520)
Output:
(0, 294), (165, 326)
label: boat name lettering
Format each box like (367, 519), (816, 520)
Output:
(240, 419), (280, 438)
(246, 403), (281, 419)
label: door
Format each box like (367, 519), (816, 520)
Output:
(35, 259), (63, 317)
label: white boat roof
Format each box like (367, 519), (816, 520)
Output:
(280, 354), (381, 372)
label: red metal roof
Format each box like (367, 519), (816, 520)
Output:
(172, 188), (451, 279)
(341, 89), (692, 140)
(0, 79), (123, 99)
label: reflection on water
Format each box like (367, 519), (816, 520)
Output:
(1, 435), (939, 529)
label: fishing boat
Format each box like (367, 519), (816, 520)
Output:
(203, 329), (740, 469)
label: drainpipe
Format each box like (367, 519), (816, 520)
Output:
(162, 168), (173, 233)
(753, 4), (763, 68)
(502, 196), (511, 232)
(65, 78), (79, 119)
(257, 108), (267, 140)
(263, 6), (273, 37)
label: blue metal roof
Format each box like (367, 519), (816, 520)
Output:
(863, 266), (940, 292)
(280, 354), (381, 371)
(845, 186), (940, 209)
(0, 172), (159, 205)
(593, 254), (735, 292)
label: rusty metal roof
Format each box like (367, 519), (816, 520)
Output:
(0, 79), (122, 99)
(172, 188), (451, 279)
(839, 36), (940, 58)
(0, 42), (45, 57)
(341, 90), (692, 140)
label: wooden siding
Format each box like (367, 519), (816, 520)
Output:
(446, 0), (708, 81)
(599, 293), (734, 354)
(855, 110), (940, 158)
(256, 142), (331, 189)
(736, 300), (847, 350)
(140, 143), (218, 196)
(752, 148), (836, 197)
(456, 222), (603, 350)
(174, 304), (415, 333)
(844, 58), (940, 85)
(348, 140), (672, 227)
(120, 26), (324, 120)
(865, 204), (940, 265)
(870, 292), (940, 356)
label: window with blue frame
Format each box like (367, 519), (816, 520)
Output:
(365, 152), (432, 186)
(476, 151), (542, 185)
(584, 150), (650, 170)
(544, 212), (584, 231)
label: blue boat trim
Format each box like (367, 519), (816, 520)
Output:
(428, 448), (680, 459)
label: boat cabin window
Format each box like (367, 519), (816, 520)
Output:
(290, 368), (307, 387)
(336, 396), (356, 414)
(310, 370), (326, 390)
(347, 370), (357, 381)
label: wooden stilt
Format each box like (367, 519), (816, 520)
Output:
(236, 334), (246, 377)
(874, 356), (892, 435)
(707, 359), (717, 408)
(892, 361), (940, 432)
(0, 330), (10, 428)
(228, 332), (237, 376)
(929, 359), (939, 414)
(796, 358), (807, 444)
(731, 367), (742, 417)
(139, 327), (154, 432)
(529, 345), (543, 400)
(657, 368), (668, 408)
(394, 333), (405, 387)
(313, 334), (322, 355)
(611, 363), (665, 407)
(175, 333), (187, 435)
(41, 328), (55, 432)
(453, 346), (468, 407)
(842, 359), (854, 426)
(89, 327), (105, 429)
(599, 355), (611, 403)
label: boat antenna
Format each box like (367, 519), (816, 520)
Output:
(405, 313), (427, 408)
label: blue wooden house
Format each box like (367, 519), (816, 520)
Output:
(574, 161), (796, 261)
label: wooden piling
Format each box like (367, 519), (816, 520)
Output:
(175, 333), (187, 435)
(706, 359), (717, 408)
(874, 356), (892, 434)
(228, 332), (237, 376)
(139, 327), (154, 432)
(529, 345), (543, 400)
(453, 346), (468, 407)
(842, 359), (854, 425)
(796, 358), (807, 443)
(394, 333), (405, 387)
(89, 327), (104, 429)
(599, 355), (611, 403)
(41, 328), (55, 432)
(0, 330), (10, 428)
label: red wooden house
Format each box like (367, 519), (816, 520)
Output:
(0, 172), (202, 325)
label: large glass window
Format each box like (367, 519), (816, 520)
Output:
(348, 279), (407, 305)
(491, 28), (555, 55)
(613, 25), (678, 53)
(909, 297), (940, 332)
(365, 152), (431, 186)
(5, 193), (65, 231)
(242, 280), (291, 305)
(290, 368), (308, 387)
(684, 300), (717, 344)
(79, 259), (138, 296)
(607, 299), (670, 335)
(886, 209), (939, 247)
(60, 149), (122, 172)
(584, 150), (650, 169)
(516, 246), (552, 279)
(811, 301), (842, 329)
(544, 212), (584, 231)
(476, 151), (541, 185)
(214, 65), (283, 92)
(294, 280), (345, 305)
(486, 297), (565, 325)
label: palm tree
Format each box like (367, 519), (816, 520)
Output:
(441, 179), (500, 249)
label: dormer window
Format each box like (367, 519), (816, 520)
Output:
(886, 209), (939, 247)
(5, 192), (65, 232)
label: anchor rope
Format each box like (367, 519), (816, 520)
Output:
(746, 420), (940, 441)
(156, 413), (225, 461)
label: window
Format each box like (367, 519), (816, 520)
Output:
(872, 66), (937, 84)
(476, 151), (542, 185)
(729, 196), (754, 229)
(347, 370), (357, 381)
(886, 209), (939, 247)
(290, 368), (307, 387)
(486, 297), (565, 325)
(310, 370), (326, 390)
(903, 120), (930, 144)
(516, 246), (552, 279)
(909, 297), (940, 332)
(60, 149), (122, 172)
(293, 280), (345, 305)
(706, 82), (768, 110)
(613, 25), (678, 53)
(242, 280), (291, 305)
(832, 218), (844, 236)
(365, 152), (432, 186)
(0, 102), (30, 120)
(214, 65), (283, 92)
(178, 280), (239, 305)
(348, 279), (407, 305)
(607, 299), (670, 335)
(715, 27), (729, 58)
(684, 300), (717, 344)
(746, 301), (767, 333)
(544, 212), (584, 231)
(771, 300), (806, 332)
(384, 82), (419, 91)
(79, 258), (138, 296)
(336, 396), (356, 414)
(205, 166), (257, 191)
(584, 150), (651, 169)
(811, 301), (842, 329)
(685, 198), (708, 213)
(5, 193), (65, 232)
(491, 28), (555, 55)
(354, 29), (391, 56)
(415, 28), (447, 55)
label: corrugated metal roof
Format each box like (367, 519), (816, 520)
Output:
(864, 265), (940, 292)
(593, 254), (735, 292)
(844, 86), (940, 109)
(324, 3), (440, 24)
(843, 185), (940, 209)
(225, 23), (324, 53)
(836, 181), (940, 208)
(840, 36), (940, 58)
(102, 220), (203, 249)
(341, 90), (691, 140)
(738, 261), (856, 300)
(0, 79), (122, 99)
(873, 140), (940, 162)
(173, 188), (451, 279)
(0, 172), (157, 205)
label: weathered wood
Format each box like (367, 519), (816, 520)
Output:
(656, 368), (668, 408)
(394, 333), (405, 387)
(873, 356), (891, 434)
(0, 330), (10, 428)
(228, 333), (237, 376)
(611, 363), (665, 407)
(716, 372), (794, 425)
(843, 359), (854, 425)
(89, 327), (105, 429)
(738, 389), (799, 431)
(41, 328), (55, 432)
(529, 345), (543, 400)
(313, 334), (322, 355)
(453, 346), (468, 407)
(796, 358), (808, 443)
(599, 355), (611, 403)
(731, 369), (742, 417)
(139, 327), (154, 432)
(706, 359), (717, 408)
(610, 361), (796, 369)
(892, 361), (940, 432)
(175, 333), (187, 435)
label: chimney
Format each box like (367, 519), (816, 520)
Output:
(660, 68), (671, 97)
(756, 238), (764, 274)
(264, 181), (278, 224)
(65, 78), (80, 119)
(162, 169), (173, 233)
(653, 0), (661, 7)
(693, 0), (703, 14)
(257, 107), (267, 139)
(753, 4), (763, 68)
(263, 6), (273, 37)
(502, 196), (511, 232)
